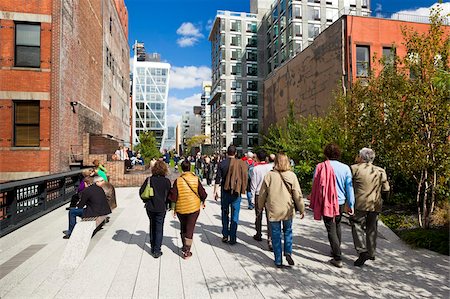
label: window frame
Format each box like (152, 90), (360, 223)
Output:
(356, 45), (370, 77)
(13, 100), (40, 147)
(15, 22), (41, 68)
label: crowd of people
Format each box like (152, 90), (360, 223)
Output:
(112, 145), (144, 170)
(65, 142), (389, 270)
(139, 143), (389, 269)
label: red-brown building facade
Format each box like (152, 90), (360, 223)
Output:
(263, 15), (449, 131)
(0, 0), (130, 181)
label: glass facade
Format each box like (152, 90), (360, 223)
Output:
(132, 49), (170, 149)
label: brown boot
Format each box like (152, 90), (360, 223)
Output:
(183, 238), (193, 259)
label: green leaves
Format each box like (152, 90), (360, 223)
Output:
(134, 131), (161, 164)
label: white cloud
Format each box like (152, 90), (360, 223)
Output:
(176, 22), (204, 47)
(167, 93), (202, 126)
(391, 2), (450, 22)
(176, 22), (203, 38)
(177, 36), (198, 47)
(170, 66), (211, 89)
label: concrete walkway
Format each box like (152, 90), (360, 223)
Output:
(0, 185), (448, 298)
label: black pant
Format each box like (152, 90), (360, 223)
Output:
(323, 204), (344, 261)
(146, 210), (166, 254)
(254, 195), (272, 244)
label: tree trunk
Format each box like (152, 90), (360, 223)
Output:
(416, 171), (424, 228)
(423, 168), (429, 228)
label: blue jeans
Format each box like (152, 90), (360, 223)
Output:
(270, 219), (293, 266)
(68, 208), (84, 235)
(146, 210), (166, 254)
(221, 191), (241, 242)
(246, 191), (254, 208)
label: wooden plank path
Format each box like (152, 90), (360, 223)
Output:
(0, 184), (449, 298)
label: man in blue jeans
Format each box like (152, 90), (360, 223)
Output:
(214, 145), (248, 245)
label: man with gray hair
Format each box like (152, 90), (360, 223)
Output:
(350, 147), (390, 266)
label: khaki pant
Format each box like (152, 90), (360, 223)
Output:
(350, 210), (379, 257)
(254, 195), (272, 244)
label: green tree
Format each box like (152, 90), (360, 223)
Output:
(186, 135), (209, 154)
(332, 4), (450, 227)
(134, 131), (161, 164)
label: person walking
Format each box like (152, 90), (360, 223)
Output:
(203, 156), (214, 186)
(170, 160), (207, 259)
(350, 148), (390, 267)
(244, 152), (256, 210)
(310, 143), (355, 268)
(214, 145), (248, 245)
(250, 149), (274, 250)
(139, 161), (172, 258)
(258, 153), (305, 268)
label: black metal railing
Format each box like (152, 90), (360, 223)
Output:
(0, 170), (83, 237)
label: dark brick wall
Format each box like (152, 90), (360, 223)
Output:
(263, 19), (344, 132)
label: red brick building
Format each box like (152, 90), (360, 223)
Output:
(0, 1), (130, 181)
(263, 15), (450, 131)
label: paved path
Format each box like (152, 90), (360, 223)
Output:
(0, 185), (449, 298)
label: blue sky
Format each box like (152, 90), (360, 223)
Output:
(125, 0), (448, 126)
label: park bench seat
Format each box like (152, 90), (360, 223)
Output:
(58, 215), (109, 270)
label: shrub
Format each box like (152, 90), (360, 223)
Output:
(431, 201), (450, 227)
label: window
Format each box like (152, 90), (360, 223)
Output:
(362, 0), (368, 8)
(356, 46), (370, 77)
(231, 49), (242, 60)
(232, 136), (242, 146)
(294, 23), (302, 37)
(108, 96), (112, 112)
(248, 109), (258, 119)
(247, 94), (258, 105)
(247, 36), (257, 47)
(231, 35), (241, 46)
(247, 50), (257, 61)
(230, 20), (241, 32)
(308, 7), (320, 21)
(248, 123), (258, 133)
(293, 6), (302, 19)
(248, 136), (259, 147)
(109, 17), (112, 34)
(382, 47), (395, 67)
(231, 108), (242, 118)
(231, 93), (242, 104)
(231, 81), (242, 91)
(15, 23), (41, 68)
(247, 65), (257, 76)
(308, 24), (320, 39)
(246, 22), (257, 33)
(326, 8), (337, 22)
(232, 122), (242, 133)
(14, 101), (40, 147)
(247, 81), (257, 91)
(231, 63), (241, 75)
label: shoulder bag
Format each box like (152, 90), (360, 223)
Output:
(140, 177), (154, 203)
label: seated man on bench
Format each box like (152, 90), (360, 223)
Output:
(64, 176), (112, 239)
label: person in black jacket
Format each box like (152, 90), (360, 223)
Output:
(139, 160), (172, 258)
(64, 176), (112, 239)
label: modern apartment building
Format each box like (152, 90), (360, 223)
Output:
(208, 11), (262, 154)
(131, 42), (170, 150)
(201, 81), (212, 144)
(263, 0), (370, 75)
(0, 0), (130, 181)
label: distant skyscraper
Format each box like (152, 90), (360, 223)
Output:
(201, 81), (212, 145)
(131, 41), (170, 150)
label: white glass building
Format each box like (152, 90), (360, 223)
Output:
(131, 41), (170, 150)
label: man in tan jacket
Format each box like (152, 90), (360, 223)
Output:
(350, 148), (390, 267)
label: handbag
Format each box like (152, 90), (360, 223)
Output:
(140, 177), (154, 203)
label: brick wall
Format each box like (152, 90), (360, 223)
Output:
(102, 0), (130, 144)
(0, 1), (52, 180)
